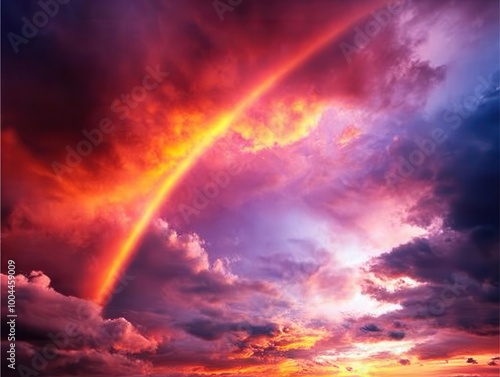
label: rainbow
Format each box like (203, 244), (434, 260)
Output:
(95, 2), (383, 305)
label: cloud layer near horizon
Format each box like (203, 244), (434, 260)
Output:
(2, 0), (499, 376)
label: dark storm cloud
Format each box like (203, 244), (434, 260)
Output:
(102, 223), (286, 345)
(488, 356), (500, 366)
(371, 85), (499, 267)
(362, 82), (499, 359)
(2, 0), (499, 375)
(180, 319), (280, 341)
(361, 323), (382, 333)
(1, 0), (443, 172)
(1, 0), (432, 265)
(388, 330), (405, 340)
(366, 232), (499, 337)
(0, 272), (156, 376)
(382, 93), (498, 268)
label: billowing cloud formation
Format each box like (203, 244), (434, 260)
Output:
(2, 0), (499, 376)
(1, 271), (156, 376)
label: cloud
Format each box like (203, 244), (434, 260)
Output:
(363, 86), (499, 350)
(488, 356), (500, 366)
(1, 271), (157, 376)
(361, 324), (382, 333)
(389, 331), (405, 340)
(407, 331), (499, 361)
(2, 0), (499, 376)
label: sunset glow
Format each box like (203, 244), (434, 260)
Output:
(2, 1), (499, 376)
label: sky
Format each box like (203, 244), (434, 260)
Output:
(1, 0), (499, 376)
